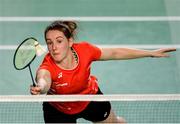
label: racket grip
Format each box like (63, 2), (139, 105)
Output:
(28, 65), (36, 87)
(33, 82), (36, 87)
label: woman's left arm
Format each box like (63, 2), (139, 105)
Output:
(99, 47), (176, 61)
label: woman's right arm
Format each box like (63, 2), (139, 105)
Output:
(30, 69), (51, 95)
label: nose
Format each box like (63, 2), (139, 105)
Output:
(52, 43), (57, 50)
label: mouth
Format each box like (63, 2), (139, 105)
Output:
(52, 53), (60, 57)
(52, 52), (59, 55)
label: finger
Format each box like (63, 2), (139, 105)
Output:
(163, 48), (176, 53)
(30, 85), (41, 91)
(162, 54), (169, 57)
(156, 52), (169, 57)
(34, 87), (41, 92)
(30, 88), (41, 94)
(30, 85), (41, 94)
(30, 90), (40, 95)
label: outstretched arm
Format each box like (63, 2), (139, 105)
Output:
(99, 47), (176, 60)
(30, 69), (51, 95)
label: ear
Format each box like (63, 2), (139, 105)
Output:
(68, 37), (74, 47)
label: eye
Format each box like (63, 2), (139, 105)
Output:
(46, 41), (52, 45)
(57, 40), (62, 43)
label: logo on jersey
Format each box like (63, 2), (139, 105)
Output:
(58, 72), (63, 79)
(56, 82), (68, 87)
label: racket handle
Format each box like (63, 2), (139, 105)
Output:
(28, 65), (36, 86)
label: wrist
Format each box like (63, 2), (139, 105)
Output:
(37, 78), (49, 94)
(148, 51), (155, 57)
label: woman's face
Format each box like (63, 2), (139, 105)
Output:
(45, 30), (73, 63)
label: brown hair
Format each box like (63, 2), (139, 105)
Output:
(44, 21), (77, 40)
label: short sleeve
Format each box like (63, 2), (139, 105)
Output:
(84, 42), (102, 61)
(37, 54), (52, 73)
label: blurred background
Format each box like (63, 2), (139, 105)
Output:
(0, 0), (180, 123)
(0, 0), (179, 95)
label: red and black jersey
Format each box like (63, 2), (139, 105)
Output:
(38, 42), (102, 114)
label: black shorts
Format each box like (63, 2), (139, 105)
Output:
(43, 89), (111, 123)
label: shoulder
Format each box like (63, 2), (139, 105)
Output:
(38, 53), (56, 74)
(73, 41), (102, 61)
(43, 53), (52, 61)
(73, 41), (91, 47)
(40, 53), (54, 67)
(73, 41), (99, 50)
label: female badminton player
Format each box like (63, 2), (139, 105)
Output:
(30, 20), (176, 123)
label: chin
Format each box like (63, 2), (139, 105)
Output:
(52, 56), (62, 63)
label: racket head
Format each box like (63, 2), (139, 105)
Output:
(13, 37), (37, 70)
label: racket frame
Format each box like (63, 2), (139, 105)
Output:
(13, 37), (37, 70)
(13, 37), (38, 86)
